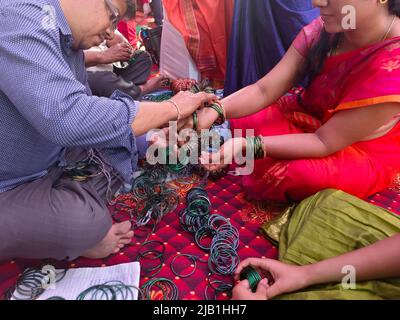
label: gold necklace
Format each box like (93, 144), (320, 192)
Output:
(330, 16), (397, 56)
(382, 15), (397, 41)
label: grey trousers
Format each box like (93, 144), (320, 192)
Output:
(0, 148), (122, 262)
(87, 51), (153, 100)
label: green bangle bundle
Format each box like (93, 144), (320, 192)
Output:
(192, 111), (198, 132)
(246, 136), (265, 160)
(239, 266), (262, 293)
(209, 101), (225, 126)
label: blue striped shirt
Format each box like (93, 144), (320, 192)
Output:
(0, 0), (140, 192)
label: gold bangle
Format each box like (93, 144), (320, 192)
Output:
(166, 100), (182, 121)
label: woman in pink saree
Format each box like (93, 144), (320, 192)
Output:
(192, 0), (400, 202)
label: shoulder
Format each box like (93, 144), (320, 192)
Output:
(0, 0), (66, 37)
(292, 17), (324, 57)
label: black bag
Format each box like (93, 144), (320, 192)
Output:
(139, 26), (162, 66)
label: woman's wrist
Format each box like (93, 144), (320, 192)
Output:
(245, 136), (266, 160)
(302, 262), (340, 288)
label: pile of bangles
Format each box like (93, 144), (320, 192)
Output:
(8, 266), (67, 300)
(176, 186), (241, 299)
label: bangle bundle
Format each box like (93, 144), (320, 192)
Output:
(141, 278), (179, 300)
(246, 136), (265, 160)
(209, 101), (226, 126)
(192, 111), (198, 132)
(179, 187), (211, 233)
(110, 165), (179, 243)
(11, 267), (67, 300)
(239, 266), (262, 293)
(76, 281), (143, 300)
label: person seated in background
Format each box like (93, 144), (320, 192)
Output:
(142, 0), (164, 27)
(84, 29), (167, 100)
(186, 0), (400, 203)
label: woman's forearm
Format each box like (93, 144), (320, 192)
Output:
(305, 234), (400, 287)
(222, 83), (272, 119)
(260, 133), (330, 159)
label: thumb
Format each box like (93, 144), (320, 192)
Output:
(255, 278), (269, 297)
(264, 280), (282, 300)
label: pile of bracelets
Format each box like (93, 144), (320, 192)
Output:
(137, 240), (166, 278)
(207, 215), (240, 275)
(246, 136), (265, 160)
(179, 187), (211, 233)
(77, 281), (143, 300)
(175, 186), (241, 299)
(141, 278), (179, 300)
(110, 165), (179, 242)
(239, 266), (262, 293)
(11, 267), (67, 300)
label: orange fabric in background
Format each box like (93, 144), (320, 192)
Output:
(163, 0), (234, 87)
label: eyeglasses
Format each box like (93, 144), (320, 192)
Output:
(104, 0), (120, 30)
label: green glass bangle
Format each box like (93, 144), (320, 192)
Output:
(209, 102), (225, 126)
(247, 136), (265, 160)
(193, 111), (198, 132)
(254, 136), (265, 159)
(239, 266), (262, 293)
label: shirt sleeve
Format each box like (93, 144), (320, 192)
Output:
(292, 17), (324, 57)
(0, 3), (139, 151)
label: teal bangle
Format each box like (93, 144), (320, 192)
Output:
(209, 102), (225, 126)
(246, 136), (265, 160)
(193, 111), (198, 132)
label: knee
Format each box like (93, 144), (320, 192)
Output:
(55, 203), (112, 260)
(283, 160), (331, 201)
(137, 51), (153, 68)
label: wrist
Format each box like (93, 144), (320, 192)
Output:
(246, 136), (265, 160)
(99, 52), (110, 64)
(302, 263), (325, 287)
(164, 100), (182, 121)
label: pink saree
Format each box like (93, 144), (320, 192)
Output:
(230, 18), (400, 202)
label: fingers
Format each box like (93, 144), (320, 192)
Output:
(237, 279), (251, 290)
(234, 257), (271, 280)
(198, 92), (218, 108)
(255, 278), (269, 297)
(199, 150), (222, 167)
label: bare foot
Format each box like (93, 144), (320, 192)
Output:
(140, 75), (169, 95)
(82, 221), (134, 259)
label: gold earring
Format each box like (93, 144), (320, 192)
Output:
(380, 0), (389, 4)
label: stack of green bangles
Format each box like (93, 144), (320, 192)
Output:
(246, 136), (265, 160)
(209, 101), (225, 126)
(239, 266), (262, 293)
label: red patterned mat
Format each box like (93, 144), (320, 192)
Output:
(1, 174), (399, 300)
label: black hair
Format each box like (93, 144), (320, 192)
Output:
(124, 0), (137, 19)
(304, 0), (400, 83)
